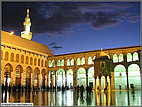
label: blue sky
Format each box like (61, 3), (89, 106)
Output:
(2, 2), (140, 55)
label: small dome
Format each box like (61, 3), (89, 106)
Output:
(99, 49), (108, 57)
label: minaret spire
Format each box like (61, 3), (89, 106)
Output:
(21, 8), (32, 40)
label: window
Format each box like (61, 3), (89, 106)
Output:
(119, 54), (123, 62)
(11, 53), (14, 61)
(30, 57), (33, 65)
(88, 57), (92, 65)
(49, 60), (52, 67)
(127, 53), (132, 62)
(26, 56), (29, 64)
(61, 59), (64, 66)
(133, 52), (138, 61)
(21, 55), (24, 63)
(34, 58), (37, 66)
(58, 60), (60, 66)
(5, 52), (9, 60)
(77, 58), (80, 65)
(113, 54), (118, 63)
(16, 54), (19, 62)
(71, 59), (74, 65)
(38, 59), (40, 66)
(67, 59), (70, 66)
(81, 57), (85, 65)
(52, 60), (55, 67)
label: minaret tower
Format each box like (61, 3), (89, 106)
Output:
(21, 9), (32, 40)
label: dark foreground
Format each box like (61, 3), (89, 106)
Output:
(1, 89), (141, 106)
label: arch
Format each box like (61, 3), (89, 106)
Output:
(5, 52), (9, 60)
(61, 59), (64, 66)
(114, 64), (127, 89)
(52, 60), (55, 67)
(26, 66), (32, 88)
(118, 54), (123, 62)
(4, 63), (13, 86)
(15, 65), (23, 87)
(88, 57), (92, 65)
(67, 69), (73, 88)
(77, 58), (80, 65)
(77, 67), (86, 88)
(133, 52), (138, 61)
(10, 53), (14, 61)
(16, 54), (19, 62)
(45, 61), (47, 67)
(81, 57), (85, 65)
(71, 59), (74, 65)
(1, 50), (3, 60)
(41, 60), (44, 67)
(30, 57), (33, 65)
(128, 64), (141, 89)
(38, 59), (40, 66)
(34, 67), (40, 87)
(67, 59), (70, 66)
(21, 55), (24, 63)
(41, 69), (46, 88)
(113, 54), (118, 63)
(57, 69), (65, 87)
(127, 53), (132, 62)
(34, 58), (37, 66)
(49, 60), (52, 67)
(88, 67), (94, 89)
(26, 56), (29, 64)
(49, 70), (55, 88)
(57, 60), (60, 66)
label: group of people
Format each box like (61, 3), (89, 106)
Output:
(77, 85), (92, 93)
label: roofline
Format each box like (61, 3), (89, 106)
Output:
(49, 45), (141, 57)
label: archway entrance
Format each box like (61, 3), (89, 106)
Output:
(49, 70), (55, 88)
(26, 66), (32, 89)
(114, 65), (127, 89)
(128, 64), (141, 89)
(4, 63), (13, 87)
(34, 68), (40, 88)
(67, 69), (73, 88)
(57, 69), (65, 88)
(15, 65), (23, 88)
(88, 67), (94, 89)
(41, 69), (46, 88)
(77, 67), (86, 88)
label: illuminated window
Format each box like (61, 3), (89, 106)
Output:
(88, 57), (92, 65)
(119, 54), (123, 62)
(81, 57), (85, 65)
(30, 57), (33, 65)
(61, 59), (64, 66)
(67, 59), (70, 66)
(49, 60), (52, 67)
(38, 59), (40, 66)
(5, 52), (9, 60)
(52, 60), (55, 67)
(127, 53), (132, 62)
(71, 59), (74, 65)
(113, 54), (118, 63)
(21, 55), (24, 63)
(77, 58), (80, 65)
(58, 60), (60, 66)
(42, 60), (44, 67)
(34, 58), (37, 66)
(11, 53), (14, 61)
(26, 56), (29, 64)
(133, 52), (138, 61)
(16, 54), (19, 62)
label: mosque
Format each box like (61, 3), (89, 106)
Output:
(1, 9), (141, 91)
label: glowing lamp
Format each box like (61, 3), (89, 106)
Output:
(10, 31), (14, 35)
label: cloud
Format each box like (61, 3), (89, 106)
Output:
(2, 2), (139, 36)
(49, 42), (57, 45)
(51, 46), (63, 49)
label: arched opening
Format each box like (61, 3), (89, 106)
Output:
(52, 60), (55, 67)
(77, 58), (80, 65)
(30, 57), (33, 65)
(57, 60), (60, 66)
(5, 52), (9, 60)
(26, 56), (29, 64)
(21, 55), (24, 63)
(128, 64), (141, 89)
(127, 53), (132, 62)
(67, 69), (73, 88)
(133, 52), (139, 61)
(61, 60), (64, 66)
(38, 59), (40, 66)
(119, 54), (123, 62)
(57, 69), (65, 88)
(41, 69), (46, 88)
(45, 61), (47, 67)
(4, 63), (13, 87)
(16, 54), (19, 62)
(34, 58), (37, 66)
(67, 59), (70, 66)
(88, 67), (94, 89)
(113, 54), (118, 63)
(88, 57), (92, 65)
(49, 70), (55, 88)
(71, 59), (74, 65)
(81, 57), (85, 65)
(41, 60), (44, 67)
(34, 67), (40, 88)
(114, 65), (127, 89)
(26, 66), (32, 89)
(49, 60), (52, 67)
(10, 53), (14, 61)
(15, 65), (23, 88)
(77, 67), (86, 88)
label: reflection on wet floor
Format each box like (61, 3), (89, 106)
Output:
(1, 89), (141, 106)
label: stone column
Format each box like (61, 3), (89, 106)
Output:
(99, 76), (101, 91)
(95, 76), (97, 91)
(73, 71), (77, 89)
(126, 72), (129, 90)
(11, 71), (16, 86)
(86, 71), (88, 88)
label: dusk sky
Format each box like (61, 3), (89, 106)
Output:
(2, 2), (140, 55)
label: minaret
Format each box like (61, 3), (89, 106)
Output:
(21, 9), (32, 40)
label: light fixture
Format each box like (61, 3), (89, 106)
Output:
(10, 31), (14, 35)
